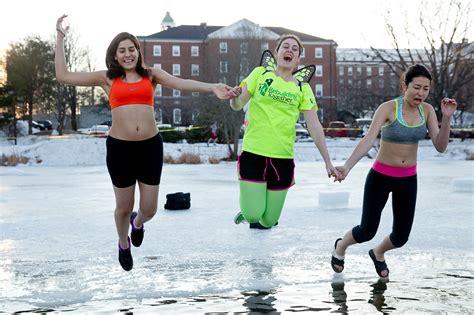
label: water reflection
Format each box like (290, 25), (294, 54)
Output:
(368, 279), (394, 313)
(331, 280), (348, 314)
(242, 290), (277, 313)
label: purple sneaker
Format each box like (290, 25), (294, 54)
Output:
(118, 237), (133, 271)
(130, 212), (144, 247)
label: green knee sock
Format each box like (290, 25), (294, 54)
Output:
(239, 181), (267, 223)
(259, 189), (288, 228)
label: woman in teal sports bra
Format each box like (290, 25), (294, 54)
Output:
(330, 64), (457, 279)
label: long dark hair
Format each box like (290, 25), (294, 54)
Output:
(403, 64), (432, 86)
(105, 32), (151, 79)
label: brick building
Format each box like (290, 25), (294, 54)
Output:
(138, 14), (338, 126)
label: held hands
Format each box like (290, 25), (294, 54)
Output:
(334, 165), (350, 182)
(56, 14), (69, 38)
(441, 98), (457, 118)
(212, 84), (241, 100)
(326, 163), (344, 183)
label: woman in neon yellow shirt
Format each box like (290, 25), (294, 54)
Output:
(229, 34), (341, 229)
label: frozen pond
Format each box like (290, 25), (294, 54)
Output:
(0, 160), (473, 313)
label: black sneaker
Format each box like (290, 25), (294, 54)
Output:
(249, 221), (278, 229)
(118, 237), (133, 271)
(130, 212), (144, 247)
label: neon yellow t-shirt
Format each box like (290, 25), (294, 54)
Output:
(241, 66), (318, 158)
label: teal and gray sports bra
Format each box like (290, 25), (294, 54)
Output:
(381, 96), (427, 144)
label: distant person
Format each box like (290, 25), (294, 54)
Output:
(207, 122), (218, 146)
(55, 14), (236, 271)
(330, 64), (457, 278)
(228, 34), (341, 230)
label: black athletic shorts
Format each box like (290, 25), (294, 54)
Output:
(106, 133), (163, 188)
(238, 151), (295, 190)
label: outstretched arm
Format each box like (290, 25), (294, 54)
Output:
(304, 108), (341, 181)
(55, 14), (107, 87)
(426, 98), (457, 152)
(151, 68), (236, 100)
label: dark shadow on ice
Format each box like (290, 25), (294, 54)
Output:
(368, 279), (396, 313)
(241, 290), (278, 313)
(330, 279), (348, 314)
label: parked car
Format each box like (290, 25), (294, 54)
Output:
(100, 120), (112, 127)
(78, 124), (109, 136)
(36, 120), (53, 130)
(32, 121), (46, 131)
(295, 123), (310, 141)
(326, 121), (348, 138)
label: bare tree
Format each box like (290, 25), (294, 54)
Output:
(370, 0), (473, 119)
(203, 22), (272, 160)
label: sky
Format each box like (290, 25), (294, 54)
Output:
(1, 0), (472, 70)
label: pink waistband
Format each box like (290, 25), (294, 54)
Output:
(372, 160), (417, 177)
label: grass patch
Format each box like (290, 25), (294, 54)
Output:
(1, 153), (30, 166)
(164, 153), (202, 164)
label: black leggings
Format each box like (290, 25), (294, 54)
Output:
(352, 169), (417, 248)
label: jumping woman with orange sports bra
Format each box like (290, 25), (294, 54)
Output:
(330, 64), (457, 279)
(55, 14), (237, 271)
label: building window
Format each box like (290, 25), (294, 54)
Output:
(379, 66), (384, 76)
(357, 66), (362, 76)
(339, 66), (344, 76)
(315, 65), (323, 77)
(379, 79), (384, 88)
(155, 109), (162, 124)
(367, 66), (372, 76)
(155, 85), (162, 97)
(192, 92), (199, 97)
(301, 48), (305, 58)
(339, 79), (344, 86)
(348, 79), (353, 87)
(219, 42), (227, 53)
(315, 84), (323, 97)
(191, 64), (199, 76)
(240, 42), (248, 54)
(173, 108), (181, 125)
(240, 58), (249, 74)
(153, 64), (162, 69)
(172, 64), (180, 76)
(220, 61), (228, 73)
(173, 89), (181, 97)
(172, 45), (180, 56)
(191, 46), (199, 57)
(348, 67), (353, 76)
(367, 79), (372, 88)
(221, 76), (227, 84)
(153, 45), (161, 56)
(315, 47), (323, 58)
(261, 43), (269, 51)
(192, 110), (199, 122)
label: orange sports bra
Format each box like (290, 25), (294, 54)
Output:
(109, 76), (154, 109)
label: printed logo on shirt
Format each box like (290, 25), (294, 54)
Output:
(259, 78), (274, 96)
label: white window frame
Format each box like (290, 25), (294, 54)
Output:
(155, 85), (162, 97)
(153, 64), (162, 69)
(367, 66), (372, 76)
(220, 61), (228, 73)
(191, 46), (199, 57)
(172, 64), (180, 76)
(172, 45), (181, 57)
(339, 66), (344, 76)
(191, 64), (199, 76)
(173, 108), (182, 125)
(315, 65), (323, 77)
(219, 42), (227, 53)
(155, 109), (162, 124)
(379, 66), (384, 76)
(357, 66), (362, 76)
(153, 45), (161, 56)
(261, 43), (269, 51)
(315, 84), (323, 97)
(367, 79), (372, 88)
(315, 47), (323, 58)
(348, 67), (353, 76)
